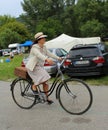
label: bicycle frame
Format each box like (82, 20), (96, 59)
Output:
(10, 56), (93, 114)
(10, 57), (69, 100)
(37, 57), (68, 98)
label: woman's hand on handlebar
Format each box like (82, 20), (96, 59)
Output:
(45, 58), (55, 65)
(45, 57), (63, 65)
(58, 57), (62, 61)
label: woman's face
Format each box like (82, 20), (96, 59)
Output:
(38, 38), (46, 44)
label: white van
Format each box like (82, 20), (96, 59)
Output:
(8, 43), (20, 54)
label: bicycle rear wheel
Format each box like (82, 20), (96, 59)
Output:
(58, 78), (93, 115)
(11, 78), (36, 109)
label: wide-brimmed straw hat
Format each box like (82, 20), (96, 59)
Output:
(34, 32), (47, 40)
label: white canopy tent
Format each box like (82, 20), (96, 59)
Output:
(45, 34), (101, 52)
(8, 43), (20, 48)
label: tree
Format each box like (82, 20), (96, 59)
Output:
(101, 0), (108, 36)
(0, 15), (16, 27)
(80, 19), (105, 37)
(20, 0), (77, 36)
(20, 0), (108, 37)
(36, 18), (63, 39)
(61, 5), (79, 36)
(74, 0), (108, 37)
(0, 21), (30, 41)
(64, 0), (76, 6)
(0, 15), (31, 48)
(0, 29), (21, 48)
(20, 0), (64, 33)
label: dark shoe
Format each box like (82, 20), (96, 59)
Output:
(32, 90), (39, 98)
(33, 91), (38, 95)
(47, 100), (54, 105)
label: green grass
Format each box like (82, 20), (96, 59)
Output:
(82, 76), (108, 86)
(50, 74), (108, 86)
(0, 54), (24, 81)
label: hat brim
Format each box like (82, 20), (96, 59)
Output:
(37, 35), (47, 40)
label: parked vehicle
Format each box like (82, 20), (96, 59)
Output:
(0, 50), (3, 56)
(2, 49), (11, 56)
(8, 43), (20, 54)
(12, 49), (18, 55)
(64, 44), (108, 77)
(90, 42), (106, 53)
(21, 48), (67, 75)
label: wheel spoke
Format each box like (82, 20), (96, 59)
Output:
(11, 78), (36, 109)
(23, 95), (36, 101)
(58, 79), (93, 115)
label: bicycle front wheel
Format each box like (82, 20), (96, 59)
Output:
(11, 78), (36, 109)
(58, 78), (93, 115)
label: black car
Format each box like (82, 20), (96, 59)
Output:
(64, 44), (108, 77)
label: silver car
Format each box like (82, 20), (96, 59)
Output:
(21, 48), (67, 75)
(2, 49), (11, 56)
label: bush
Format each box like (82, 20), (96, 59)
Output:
(80, 19), (105, 37)
(0, 20), (31, 48)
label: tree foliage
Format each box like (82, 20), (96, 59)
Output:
(0, 15), (16, 27)
(20, 0), (65, 34)
(0, 29), (21, 48)
(74, 0), (108, 37)
(80, 19), (105, 37)
(20, 0), (108, 38)
(36, 18), (63, 39)
(0, 21), (30, 41)
(0, 0), (107, 48)
(0, 15), (31, 48)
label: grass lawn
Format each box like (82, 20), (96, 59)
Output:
(0, 54), (24, 81)
(82, 76), (108, 86)
(0, 54), (108, 85)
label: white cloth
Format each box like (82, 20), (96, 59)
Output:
(27, 65), (51, 85)
(27, 44), (57, 85)
(26, 44), (59, 71)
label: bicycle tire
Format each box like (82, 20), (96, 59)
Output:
(11, 78), (36, 109)
(58, 78), (93, 115)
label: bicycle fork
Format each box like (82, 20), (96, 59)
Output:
(64, 83), (77, 99)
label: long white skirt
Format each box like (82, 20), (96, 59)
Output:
(27, 66), (51, 85)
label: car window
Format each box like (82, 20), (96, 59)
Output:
(2, 49), (11, 52)
(56, 49), (62, 57)
(48, 49), (53, 53)
(56, 49), (67, 57)
(69, 47), (101, 57)
(60, 49), (67, 56)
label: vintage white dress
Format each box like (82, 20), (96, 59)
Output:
(27, 44), (58, 85)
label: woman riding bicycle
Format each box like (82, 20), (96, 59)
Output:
(26, 32), (62, 104)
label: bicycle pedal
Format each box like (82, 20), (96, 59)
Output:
(37, 98), (46, 104)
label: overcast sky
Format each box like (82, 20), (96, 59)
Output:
(0, 0), (24, 17)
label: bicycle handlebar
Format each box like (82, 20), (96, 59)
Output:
(57, 56), (67, 70)
(60, 56), (67, 65)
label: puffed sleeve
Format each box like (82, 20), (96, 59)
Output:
(32, 46), (48, 61)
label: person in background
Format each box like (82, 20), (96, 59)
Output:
(9, 51), (14, 59)
(26, 32), (62, 104)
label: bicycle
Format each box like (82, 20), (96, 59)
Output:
(10, 57), (93, 115)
